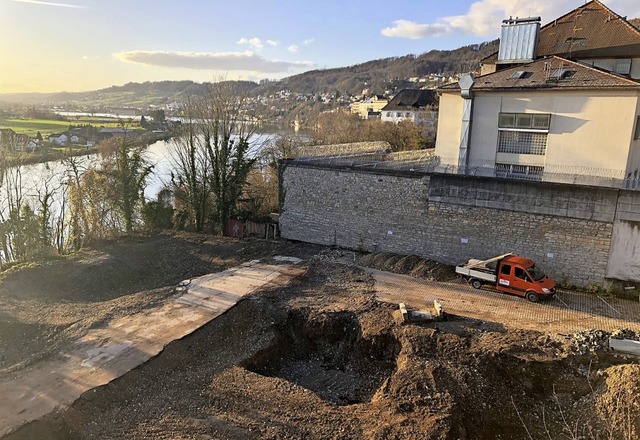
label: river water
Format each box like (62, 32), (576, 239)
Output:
(5, 133), (274, 204)
(0, 132), (281, 227)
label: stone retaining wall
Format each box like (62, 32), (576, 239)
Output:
(279, 162), (640, 287)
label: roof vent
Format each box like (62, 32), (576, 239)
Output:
(498, 16), (541, 64)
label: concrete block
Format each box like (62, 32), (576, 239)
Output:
(399, 303), (409, 323)
(433, 300), (443, 318)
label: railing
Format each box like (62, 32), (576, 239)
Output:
(289, 152), (640, 190)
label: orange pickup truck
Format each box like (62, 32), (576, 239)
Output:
(455, 253), (556, 302)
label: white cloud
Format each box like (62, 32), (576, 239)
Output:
(237, 37), (263, 50)
(608, 0), (640, 18)
(266, 40), (280, 46)
(382, 20), (452, 39)
(113, 50), (314, 73)
(287, 45), (299, 53)
(381, 0), (640, 39)
(10, 0), (86, 8)
(303, 38), (315, 45)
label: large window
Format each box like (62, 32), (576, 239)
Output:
(499, 113), (551, 130)
(498, 113), (550, 156)
(498, 131), (548, 155)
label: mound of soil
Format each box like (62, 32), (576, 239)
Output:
(358, 251), (457, 281)
(6, 260), (639, 440)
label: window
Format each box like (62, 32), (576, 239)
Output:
(396, 112), (402, 117)
(499, 113), (550, 130)
(634, 115), (640, 140)
(501, 264), (511, 275)
(405, 112), (411, 117)
(498, 131), (548, 155)
(614, 59), (632, 75)
(515, 267), (531, 282)
(386, 112), (391, 117)
(496, 163), (544, 180)
(498, 113), (550, 156)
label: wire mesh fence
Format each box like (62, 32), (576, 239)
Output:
(289, 151), (640, 190)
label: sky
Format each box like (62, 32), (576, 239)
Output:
(1, 0), (640, 94)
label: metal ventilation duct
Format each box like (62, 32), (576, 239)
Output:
(498, 17), (541, 64)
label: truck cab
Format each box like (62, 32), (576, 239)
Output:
(495, 255), (556, 302)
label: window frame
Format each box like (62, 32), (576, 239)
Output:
(498, 112), (551, 132)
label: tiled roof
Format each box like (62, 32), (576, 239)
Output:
(381, 89), (437, 111)
(538, 0), (640, 58)
(440, 56), (640, 92)
(480, 1), (640, 66)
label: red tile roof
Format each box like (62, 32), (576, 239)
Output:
(480, 1), (640, 66)
(538, 0), (640, 58)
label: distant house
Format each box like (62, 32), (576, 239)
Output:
(48, 133), (69, 146)
(0, 128), (17, 149)
(24, 139), (39, 151)
(350, 95), (389, 119)
(1, 128), (36, 151)
(381, 89), (438, 133)
(434, 0), (640, 188)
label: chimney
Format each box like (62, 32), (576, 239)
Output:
(498, 16), (541, 64)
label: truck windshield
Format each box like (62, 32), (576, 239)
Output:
(527, 265), (546, 281)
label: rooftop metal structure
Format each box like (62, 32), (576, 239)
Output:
(498, 16), (541, 64)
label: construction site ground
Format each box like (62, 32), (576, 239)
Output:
(1, 233), (639, 439)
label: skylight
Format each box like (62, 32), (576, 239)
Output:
(549, 68), (566, 79)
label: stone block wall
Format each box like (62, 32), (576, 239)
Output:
(280, 162), (636, 287)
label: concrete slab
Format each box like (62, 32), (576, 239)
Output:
(0, 261), (297, 437)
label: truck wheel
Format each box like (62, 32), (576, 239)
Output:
(526, 291), (539, 303)
(471, 279), (482, 289)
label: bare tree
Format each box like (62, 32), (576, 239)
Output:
(100, 134), (153, 234)
(168, 96), (211, 231)
(169, 80), (259, 234)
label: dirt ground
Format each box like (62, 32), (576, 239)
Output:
(1, 234), (639, 439)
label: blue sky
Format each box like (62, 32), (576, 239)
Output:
(1, 0), (639, 93)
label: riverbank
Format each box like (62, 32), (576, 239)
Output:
(1, 131), (174, 168)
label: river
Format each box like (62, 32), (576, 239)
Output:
(5, 132), (274, 203)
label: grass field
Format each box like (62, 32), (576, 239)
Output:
(0, 118), (71, 137)
(0, 118), (141, 137)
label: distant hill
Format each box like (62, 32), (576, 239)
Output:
(0, 40), (500, 108)
(271, 40), (499, 96)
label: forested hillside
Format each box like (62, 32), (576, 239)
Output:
(0, 40), (499, 107)
(270, 40), (499, 96)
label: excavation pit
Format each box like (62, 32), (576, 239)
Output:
(241, 310), (400, 405)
